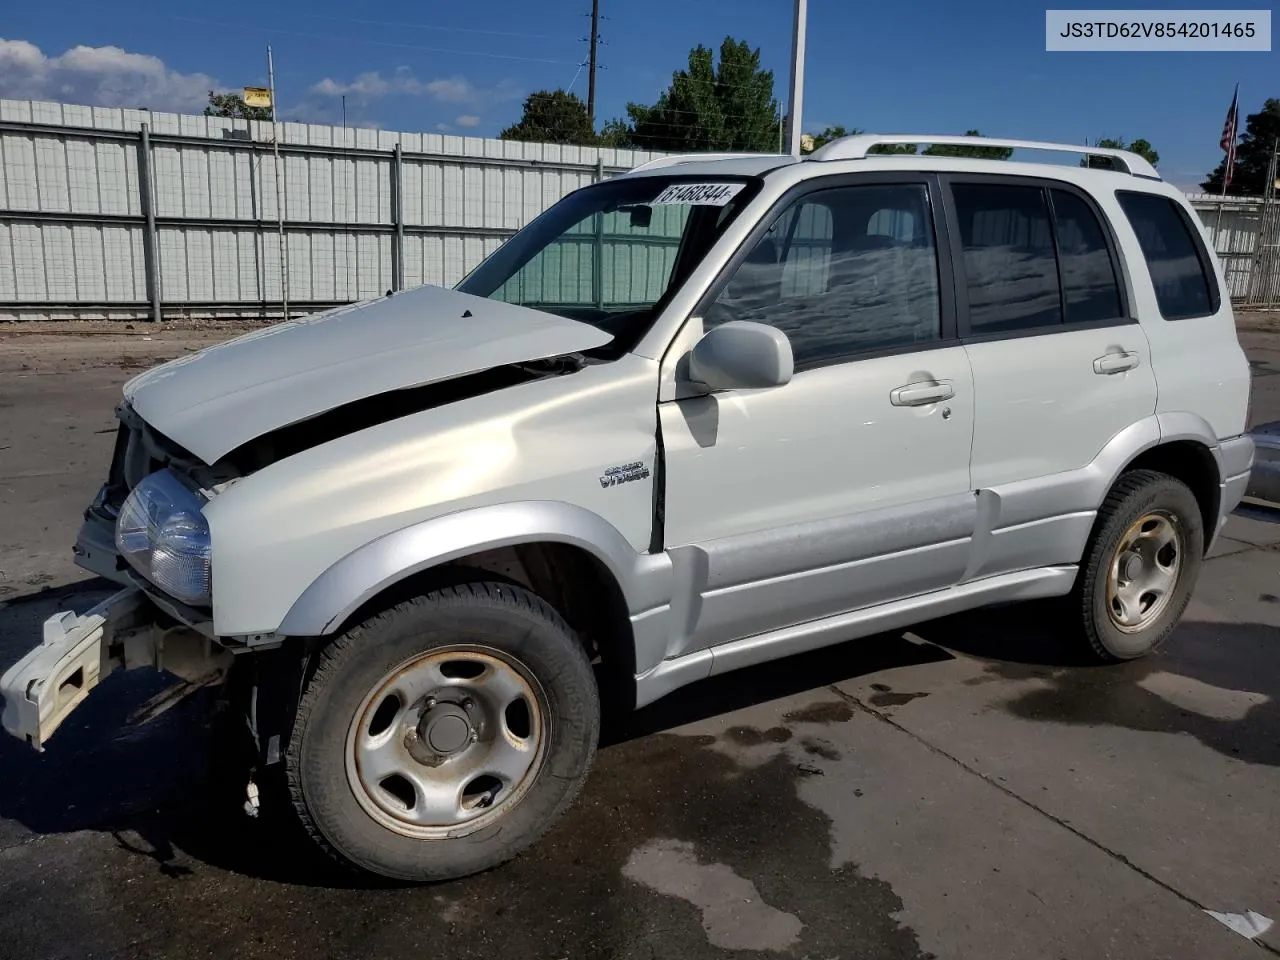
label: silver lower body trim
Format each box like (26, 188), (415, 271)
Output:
(634, 564), (1078, 707)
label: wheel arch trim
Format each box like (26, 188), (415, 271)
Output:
(277, 501), (672, 637)
(980, 415), (1232, 537)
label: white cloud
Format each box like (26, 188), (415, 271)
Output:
(310, 69), (520, 110)
(455, 114), (481, 128)
(0, 37), (216, 113)
(424, 77), (474, 103)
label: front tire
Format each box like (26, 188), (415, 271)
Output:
(1072, 469), (1204, 662)
(286, 581), (599, 882)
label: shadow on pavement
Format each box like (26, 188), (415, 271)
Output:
(914, 601), (1280, 769)
(2, 578), (1276, 894)
(604, 631), (955, 746)
(0, 595), (957, 889)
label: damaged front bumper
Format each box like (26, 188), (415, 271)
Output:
(0, 587), (232, 751)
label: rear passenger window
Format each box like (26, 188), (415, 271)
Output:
(1051, 189), (1124, 324)
(1117, 192), (1219, 320)
(952, 184), (1062, 333)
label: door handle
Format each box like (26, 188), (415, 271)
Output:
(1093, 352), (1141, 375)
(890, 380), (955, 407)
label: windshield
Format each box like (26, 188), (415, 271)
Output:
(456, 175), (759, 348)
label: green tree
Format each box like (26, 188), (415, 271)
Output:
(1081, 136), (1160, 170)
(922, 130), (1014, 160)
(801, 124), (859, 153)
(1202, 99), (1280, 195)
(615, 37), (781, 152)
(597, 118), (634, 148)
(203, 91), (272, 121)
(500, 90), (598, 146)
(800, 128), (1010, 158)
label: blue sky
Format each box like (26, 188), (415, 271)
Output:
(1, 0), (1275, 190)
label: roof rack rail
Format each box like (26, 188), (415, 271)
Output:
(627, 152), (785, 173)
(808, 134), (1161, 180)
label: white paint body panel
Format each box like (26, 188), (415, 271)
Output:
(1103, 181), (1252, 441)
(122, 284), (612, 463)
(204, 356), (658, 635)
(56, 143), (1255, 710)
(658, 346), (975, 661)
(662, 348), (974, 543)
(965, 326), (1157, 490)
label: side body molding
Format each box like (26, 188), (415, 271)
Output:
(277, 500), (673, 637)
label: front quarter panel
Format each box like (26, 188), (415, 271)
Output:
(202, 355), (660, 637)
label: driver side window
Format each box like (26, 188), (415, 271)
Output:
(705, 183), (942, 368)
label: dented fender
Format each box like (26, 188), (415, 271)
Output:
(203, 354), (664, 638)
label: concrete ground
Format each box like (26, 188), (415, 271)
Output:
(0, 322), (1278, 960)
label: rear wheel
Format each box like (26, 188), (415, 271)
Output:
(1072, 469), (1204, 661)
(286, 581), (599, 881)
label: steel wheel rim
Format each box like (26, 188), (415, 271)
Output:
(344, 645), (549, 840)
(1105, 510), (1183, 634)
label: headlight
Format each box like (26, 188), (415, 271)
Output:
(115, 470), (212, 606)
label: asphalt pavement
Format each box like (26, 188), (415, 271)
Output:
(0, 323), (1278, 960)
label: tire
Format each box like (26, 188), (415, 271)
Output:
(286, 581), (599, 882)
(1072, 469), (1204, 662)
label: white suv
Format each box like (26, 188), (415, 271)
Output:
(2, 134), (1254, 881)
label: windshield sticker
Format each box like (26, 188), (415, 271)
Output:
(650, 182), (745, 206)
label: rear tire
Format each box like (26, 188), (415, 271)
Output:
(1072, 469), (1204, 662)
(286, 581), (599, 882)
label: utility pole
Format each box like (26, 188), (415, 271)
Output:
(267, 45), (289, 323)
(587, 0), (601, 126)
(785, 0), (808, 156)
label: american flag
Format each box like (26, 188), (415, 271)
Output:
(1221, 84), (1240, 188)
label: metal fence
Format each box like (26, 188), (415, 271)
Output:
(1190, 193), (1280, 306)
(5, 97), (1280, 322)
(0, 99), (665, 322)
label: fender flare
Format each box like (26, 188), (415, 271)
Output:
(276, 500), (672, 636)
(979, 415), (1226, 534)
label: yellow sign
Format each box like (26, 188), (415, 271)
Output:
(243, 87), (272, 109)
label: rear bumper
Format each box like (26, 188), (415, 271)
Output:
(1246, 423), (1280, 504)
(1212, 434), (1256, 547)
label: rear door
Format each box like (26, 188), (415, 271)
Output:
(942, 176), (1157, 579)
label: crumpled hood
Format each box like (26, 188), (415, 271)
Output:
(124, 285), (612, 464)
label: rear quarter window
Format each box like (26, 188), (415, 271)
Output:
(1116, 192), (1221, 320)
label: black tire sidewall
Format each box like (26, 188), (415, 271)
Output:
(290, 584), (599, 882)
(1082, 473), (1204, 660)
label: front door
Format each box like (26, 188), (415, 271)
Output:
(658, 177), (977, 658)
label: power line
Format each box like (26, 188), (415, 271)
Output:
(297, 12), (563, 41)
(167, 16), (580, 65)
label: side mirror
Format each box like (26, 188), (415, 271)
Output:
(688, 321), (794, 392)
(626, 205), (653, 228)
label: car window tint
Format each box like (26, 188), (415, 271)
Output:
(705, 183), (941, 367)
(1117, 192), (1217, 320)
(952, 183), (1062, 334)
(1051, 189), (1124, 324)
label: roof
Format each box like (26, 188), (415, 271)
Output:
(617, 134), (1164, 185)
(620, 154), (798, 179)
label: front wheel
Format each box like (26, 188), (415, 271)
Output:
(1072, 469), (1204, 662)
(286, 581), (599, 881)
